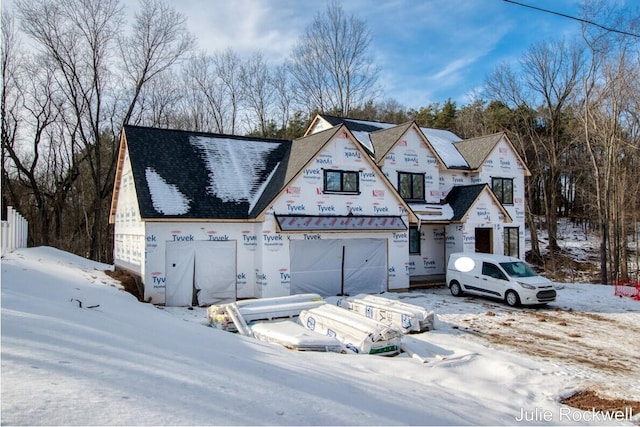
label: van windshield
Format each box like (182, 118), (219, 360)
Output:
(499, 261), (537, 278)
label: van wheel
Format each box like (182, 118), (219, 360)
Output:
(450, 281), (463, 297)
(505, 290), (520, 307)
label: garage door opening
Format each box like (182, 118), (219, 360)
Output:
(165, 240), (237, 306)
(289, 238), (387, 297)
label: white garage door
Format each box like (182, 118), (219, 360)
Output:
(290, 238), (387, 297)
(165, 241), (236, 306)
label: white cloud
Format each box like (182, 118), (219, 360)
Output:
(178, 0), (316, 62)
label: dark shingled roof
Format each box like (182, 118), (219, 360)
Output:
(123, 125), (291, 220)
(320, 114), (390, 133)
(444, 184), (489, 221)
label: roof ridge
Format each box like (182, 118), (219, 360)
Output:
(123, 124), (291, 143)
(319, 114), (401, 127)
(454, 131), (505, 143)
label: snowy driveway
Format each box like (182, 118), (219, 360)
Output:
(401, 284), (640, 402)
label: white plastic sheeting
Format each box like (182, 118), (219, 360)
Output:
(251, 320), (344, 352)
(165, 241), (195, 306)
(207, 293), (324, 332)
(236, 293), (325, 322)
(194, 241), (236, 306)
(165, 241), (236, 307)
(290, 239), (387, 297)
(410, 203), (455, 221)
(299, 304), (401, 355)
(336, 294), (435, 333)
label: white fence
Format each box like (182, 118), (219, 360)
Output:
(1, 206), (28, 256)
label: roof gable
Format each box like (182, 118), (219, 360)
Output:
(369, 121), (414, 163)
(120, 125), (290, 220)
(445, 184), (512, 222)
(452, 132), (530, 176)
(258, 124), (418, 223)
(316, 114), (395, 133)
(287, 126), (343, 183)
(309, 115), (397, 155)
(453, 133), (503, 170)
(250, 126), (343, 218)
(308, 114), (472, 170)
(304, 115), (333, 137)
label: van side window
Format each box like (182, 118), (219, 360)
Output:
(482, 262), (507, 280)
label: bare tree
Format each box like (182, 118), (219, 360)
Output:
(240, 52), (274, 136)
(1, 11), (22, 204)
(213, 48), (242, 134)
(271, 64), (294, 134)
(2, 10), (27, 222)
(486, 39), (584, 255)
(182, 52), (227, 132)
(578, 0), (640, 284)
(2, 53), (71, 247)
(135, 69), (185, 128)
(288, 1), (379, 116)
(118, 0), (195, 126)
(16, 0), (123, 261)
(12, 0), (197, 261)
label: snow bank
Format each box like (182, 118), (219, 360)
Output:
(2, 247), (635, 425)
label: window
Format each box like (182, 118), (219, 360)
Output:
(324, 170), (359, 193)
(398, 172), (425, 201)
(500, 261), (536, 278)
(482, 262), (507, 281)
(409, 226), (420, 254)
(492, 177), (513, 205)
(504, 227), (519, 257)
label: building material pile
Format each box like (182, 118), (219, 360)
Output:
(207, 293), (436, 357)
(251, 320), (344, 353)
(298, 304), (402, 356)
(336, 294), (435, 333)
(207, 293), (324, 333)
(236, 293), (325, 322)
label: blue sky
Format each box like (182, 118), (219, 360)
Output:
(167, 0), (592, 109)
(7, 0), (631, 109)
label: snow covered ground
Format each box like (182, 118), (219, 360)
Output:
(2, 246), (639, 425)
(526, 217), (640, 283)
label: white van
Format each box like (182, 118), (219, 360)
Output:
(446, 252), (556, 306)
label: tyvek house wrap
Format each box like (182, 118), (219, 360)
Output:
(299, 304), (402, 355)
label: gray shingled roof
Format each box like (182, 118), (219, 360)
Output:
(369, 122), (414, 164)
(453, 132), (504, 170)
(320, 115), (395, 133)
(286, 126), (343, 183)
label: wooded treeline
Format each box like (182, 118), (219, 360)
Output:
(2, 0), (638, 283)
